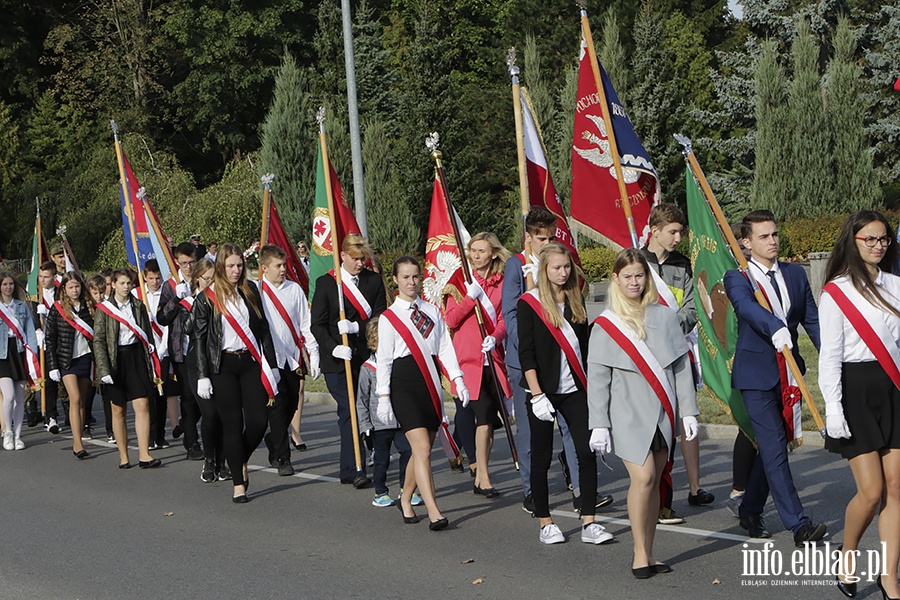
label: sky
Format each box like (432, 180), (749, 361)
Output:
(728, 0), (744, 19)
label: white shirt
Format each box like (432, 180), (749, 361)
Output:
(42, 286), (55, 309)
(375, 297), (463, 397)
(340, 266), (360, 289)
(2, 302), (15, 337)
(818, 271), (900, 409)
(220, 292), (249, 352)
(556, 302), (577, 394)
(257, 278), (319, 371)
(749, 258), (791, 316)
(70, 303), (90, 359)
(110, 298), (138, 346)
(144, 285), (169, 358)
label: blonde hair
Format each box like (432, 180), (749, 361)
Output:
(467, 232), (510, 278)
(608, 248), (658, 339)
(365, 315), (380, 351)
(212, 244), (260, 317)
(342, 233), (372, 259)
(536, 242), (586, 327)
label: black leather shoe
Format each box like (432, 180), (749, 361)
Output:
(73, 449), (89, 460)
(353, 473), (372, 489)
(276, 458), (295, 477)
(652, 563), (673, 574)
(474, 484), (500, 498)
(793, 522), (827, 547)
(186, 443), (204, 461)
(397, 501), (419, 524)
(739, 514), (771, 539)
(632, 566), (655, 579)
(687, 488), (715, 506)
(173, 424), (183, 439)
(232, 494), (250, 504)
(429, 517), (449, 531)
(292, 440), (307, 451)
(876, 576), (900, 600)
(522, 493), (535, 515)
(118, 462), (132, 469)
(139, 458), (162, 469)
(836, 576), (857, 598)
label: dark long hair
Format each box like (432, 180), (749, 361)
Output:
(58, 271), (88, 319)
(825, 210), (900, 319)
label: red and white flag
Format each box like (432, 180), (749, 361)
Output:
(422, 177), (471, 307)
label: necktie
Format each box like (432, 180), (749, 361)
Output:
(410, 303), (434, 339)
(767, 270), (783, 307)
(352, 276), (359, 288)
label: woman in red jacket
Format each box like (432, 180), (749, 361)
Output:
(443, 232), (511, 497)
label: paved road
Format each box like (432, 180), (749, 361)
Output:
(0, 401), (883, 600)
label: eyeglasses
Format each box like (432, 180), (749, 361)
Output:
(177, 259), (196, 267)
(855, 236), (892, 248)
(200, 275), (213, 283)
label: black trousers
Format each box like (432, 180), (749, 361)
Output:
(733, 428), (757, 492)
(266, 367), (302, 463)
(453, 399), (476, 463)
(211, 353), (269, 484)
(149, 356), (171, 442)
(193, 373), (224, 466)
(175, 362), (201, 449)
(528, 390), (597, 518)
(325, 369), (366, 481)
(39, 361), (59, 420)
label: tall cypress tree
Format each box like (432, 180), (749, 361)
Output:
(788, 18), (833, 216)
(259, 52), (317, 241)
(752, 40), (791, 217)
(599, 8), (629, 108)
(827, 16), (878, 212)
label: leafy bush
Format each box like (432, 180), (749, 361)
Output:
(779, 210), (900, 260)
(578, 245), (617, 281)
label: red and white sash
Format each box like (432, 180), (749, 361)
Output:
(205, 285), (278, 400)
(95, 300), (162, 380)
(519, 290), (586, 389)
(823, 279), (900, 391)
(260, 279), (305, 351)
(648, 265), (678, 309)
(383, 305), (460, 460)
(329, 270), (372, 320)
(179, 296), (195, 312)
(0, 303), (41, 384)
(649, 264), (702, 388)
(53, 302), (94, 341)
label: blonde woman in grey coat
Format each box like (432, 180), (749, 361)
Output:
(587, 248), (700, 580)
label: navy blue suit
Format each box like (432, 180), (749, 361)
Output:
(723, 262), (820, 534)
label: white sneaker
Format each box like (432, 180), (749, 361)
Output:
(725, 491), (744, 519)
(581, 522), (614, 544)
(2, 431), (13, 450)
(539, 523), (566, 545)
(14, 438), (24, 450)
(45, 418), (59, 434)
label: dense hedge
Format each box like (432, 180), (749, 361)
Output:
(778, 210), (900, 260)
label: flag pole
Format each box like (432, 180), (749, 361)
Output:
(579, 2), (638, 249)
(260, 173), (273, 246)
(508, 48), (536, 289)
(35, 198), (46, 409)
(317, 107), (364, 474)
(428, 132), (520, 471)
(674, 133), (825, 437)
(138, 188), (178, 278)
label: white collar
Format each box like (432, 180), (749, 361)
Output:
(392, 297), (418, 310)
(750, 258), (780, 275)
(114, 297), (131, 310)
(340, 267), (360, 283)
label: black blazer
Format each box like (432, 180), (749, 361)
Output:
(516, 296), (589, 395)
(311, 269), (388, 374)
(45, 302), (94, 372)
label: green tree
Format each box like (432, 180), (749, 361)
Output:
(751, 40), (791, 216)
(867, 5), (900, 196)
(599, 8), (629, 107)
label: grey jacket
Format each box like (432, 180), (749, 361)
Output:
(587, 303), (698, 465)
(356, 358), (398, 431)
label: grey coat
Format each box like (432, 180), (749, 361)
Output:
(587, 303), (698, 465)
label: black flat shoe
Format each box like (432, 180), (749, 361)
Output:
(118, 462), (132, 469)
(473, 484), (500, 498)
(836, 576), (857, 598)
(397, 500), (419, 524)
(292, 440), (307, 451)
(429, 517), (449, 531)
(138, 458), (161, 469)
(632, 566), (655, 580)
(232, 494), (250, 504)
(687, 488), (715, 506)
(73, 449), (89, 460)
(652, 563), (673, 574)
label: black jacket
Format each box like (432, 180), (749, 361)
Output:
(516, 296), (588, 395)
(93, 296), (155, 381)
(310, 269), (387, 374)
(45, 302), (94, 371)
(191, 284), (276, 379)
(157, 279), (189, 363)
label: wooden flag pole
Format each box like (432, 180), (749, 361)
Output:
(579, 3), (638, 249)
(428, 133), (520, 471)
(35, 198), (46, 410)
(260, 174), (273, 246)
(674, 134), (825, 436)
(317, 107), (363, 473)
(508, 48), (536, 289)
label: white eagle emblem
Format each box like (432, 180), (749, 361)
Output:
(423, 249), (461, 305)
(573, 114), (641, 184)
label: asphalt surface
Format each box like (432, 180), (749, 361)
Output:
(0, 398), (886, 600)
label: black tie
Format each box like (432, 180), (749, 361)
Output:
(767, 270), (783, 307)
(352, 276), (359, 288)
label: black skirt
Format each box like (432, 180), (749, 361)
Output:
(825, 361), (900, 460)
(390, 355), (441, 433)
(104, 344), (154, 406)
(0, 337), (27, 381)
(61, 353), (93, 379)
(471, 365), (503, 429)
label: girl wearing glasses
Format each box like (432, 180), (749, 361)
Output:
(819, 210), (900, 599)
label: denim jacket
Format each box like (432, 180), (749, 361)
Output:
(0, 299), (39, 359)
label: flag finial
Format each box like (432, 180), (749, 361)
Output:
(426, 132), (442, 164)
(261, 173), (274, 187)
(576, 0), (587, 11)
(110, 120), (119, 138)
(55, 225), (67, 237)
(507, 47), (519, 75)
(673, 133), (693, 154)
(316, 106), (326, 133)
(136, 187), (146, 200)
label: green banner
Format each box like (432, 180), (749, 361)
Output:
(308, 146), (330, 299)
(685, 168), (755, 442)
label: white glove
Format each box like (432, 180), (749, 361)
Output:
(376, 397), (393, 424)
(35, 329), (44, 349)
(466, 280), (484, 301)
(49, 369), (61, 382)
(332, 345), (353, 361)
(826, 414), (851, 439)
(530, 393), (555, 422)
(101, 375), (114, 385)
(771, 327), (793, 351)
(337, 320), (359, 335)
(197, 377), (213, 400)
(481, 335), (496, 354)
(455, 377), (470, 407)
(589, 428), (612, 455)
(309, 353), (321, 380)
(37, 304), (49, 316)
(682, 415), (699, 442)
(521, 260), (539, 282)
(176, 283), (190, 299)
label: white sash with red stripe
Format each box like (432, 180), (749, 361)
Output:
(823, 279), (900, 391)
(649, 263), (702, 388)
(383, 306), (460, 460)
(648, 265), (678, 309)
(179, 296), (195, 312)
(53, 302), (94, 341)
(519, 290), (586, 389)
(329, 270), (372, 320)
(205, 285), (279, 400)
(96, 301), (162, 380)
(0, 303), (40, 384)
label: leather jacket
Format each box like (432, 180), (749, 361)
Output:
(157, 277), (189, 363)
(93, 296), (155, 382)
(45, 302), (94, 371)
(191, 284), (276, 379)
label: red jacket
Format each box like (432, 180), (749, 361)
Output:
(443, 270), (511, 400)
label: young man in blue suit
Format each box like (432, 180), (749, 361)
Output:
(724, 210), (827, 547)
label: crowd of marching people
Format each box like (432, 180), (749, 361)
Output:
(4, 205), (900, 591)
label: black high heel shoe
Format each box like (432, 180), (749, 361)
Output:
(428, 517), (449, 531)
(397, 500), (419, 524)
(877, 577), (899, 600)
(836, 576), (857, 598)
